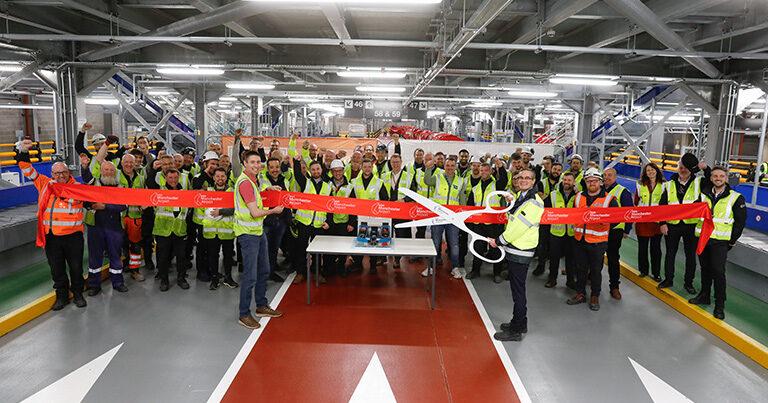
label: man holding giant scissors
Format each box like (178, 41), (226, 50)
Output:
(488, 169), (545, 342)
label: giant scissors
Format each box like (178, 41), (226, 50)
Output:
(395, 188), (515, 263)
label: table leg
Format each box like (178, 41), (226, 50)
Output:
(315, 253), (319, 287)
(431, 256), (436, 309)
(306, 252), (311, 305)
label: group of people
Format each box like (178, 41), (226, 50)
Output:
(17, 127), (747, 335)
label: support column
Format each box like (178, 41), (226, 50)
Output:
(194, 85), (207, 154)
(55, 67), (79, 168)
(578, 95), (595, 158)
(280, 105), (289, 137)
(250, 97), (258, 135)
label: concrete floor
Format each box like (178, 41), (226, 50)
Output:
(1, 261), (767, 403)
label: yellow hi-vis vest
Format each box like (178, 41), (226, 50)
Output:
(695, 191), (741, 240)
(153, 205), (188, 237)
(432, 171), (465, 205)
(295, 178), (332, 228)
(233, 172), (265, 236)
(156, 171), (189, 189)
(499, 193), (544, 257)
(471, 178), (502, 219)
(192, 174), (210, 225)
(761, 162), (768, 184)
(202, 187), (235, 240)
(637, 181), (663, 207)
(549, 188), (576, 237)
(381, 169), (413, 201)
(331, 181), (352, 224)
(607, 183), (628, 230)
(409, 165), (431, 198)
(351, 174), (384, 201)
(664, 177), (702, 225)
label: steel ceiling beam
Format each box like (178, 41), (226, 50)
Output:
(77, 0), (269, 61)
(0, 60), (41, 92)
(187, 0), (275, 53)
(320, 3), (357, 55)
(602, 0), (721, 78)
(491, 0), (598, 62)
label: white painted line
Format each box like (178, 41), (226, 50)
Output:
(463, 278), (532, 403)
(207, 272), (296, 403)
(629, 357), (694, 403)
(22, 343), (123, 403)
(349, 352), (397, 403)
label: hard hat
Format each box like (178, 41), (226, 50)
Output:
(570, 153), (583, 162)
(91, 133), (106, 144)
(330, 159), (344, 170)
(202, 151), (219, 162)
(583, 167), (603, 180)
(181, 147), (196, 156)
(521, 147), (534, 155)
(376, 144), (388, 152)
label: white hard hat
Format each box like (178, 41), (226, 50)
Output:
(521, 147), (534, 155)
(583, 167), (602, 180)
(202, 151), (219, 162)
(330, 159), (344, 170)
(91, 133), (106, 144)
(570, 153), (583, 162)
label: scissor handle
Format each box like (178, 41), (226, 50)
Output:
(468, 233), (506, 264)
(482, 190), (515, 214)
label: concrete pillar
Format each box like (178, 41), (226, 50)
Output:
(578, 95), (595, 158)
(194, 85), (207, 154)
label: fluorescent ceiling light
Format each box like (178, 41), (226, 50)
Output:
(507, 91), (557, 98)
(549, 77), (617, 87)
(219, 96), (238, 101)
(554, 73), (619, 80)
(0, 104), (53, 110)
(745, 108), (766, 113)
(468, 102), (503, 108)
(147, 90), (172, 96)
(85, 98), (119, 105)
(290, 98), (324, 103)
(338, 71), (407, 79)
(225, 82), (275, 90)
(0, 64), (23, 72)
(427, 110), (445, 118)
(156, 67), (225, 76)
(356, 86), (406, 93)
(216, 109), (238, 114)
(322, 112), (337, 118)
(247, 0), (440, 3)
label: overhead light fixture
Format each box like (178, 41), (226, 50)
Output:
(84, 98), (119, 105)
(0, 104), (53, 110)
(156, 67), (225, 76)
(247, 0), (440, 3)
(290, 98), (324, 103)
(322, 112), (337, 118)
(0, 63), (23, 72)
(356, 86), (406, 93)
(225, 82), (275, 90)
(555, 73), (619, 80)
(219, 96), (238, 101)
(309, 103), (344, 114)
(468, 102), (503, 108)
(216, 109), (239, 114)
(549, 77), (617, 87)
(338, 70), (407, 79)
(427, 110), (446, 118)
(507, 91), (557, 98)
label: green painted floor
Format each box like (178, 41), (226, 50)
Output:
(0, 261), (52, 317)
(620, 237), (768, 346)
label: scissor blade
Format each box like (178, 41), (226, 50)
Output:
(399, 188), (454, 217)
(394, 216), (451, 228)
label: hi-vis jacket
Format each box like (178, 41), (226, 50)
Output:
(497, 190), (544, 262)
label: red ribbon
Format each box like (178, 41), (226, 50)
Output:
(50, 183), (714, 254)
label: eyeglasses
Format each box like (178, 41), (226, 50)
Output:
(51, 171), (68, 176)
(516, 176), (534, 181)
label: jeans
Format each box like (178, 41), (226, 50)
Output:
(238, 234), (270, 317)
(264, 218), (287, 275)
(664, 224), (697, 286)
(431, 224), (460, 268)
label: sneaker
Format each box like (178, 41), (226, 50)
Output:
(209, 278), (220, 290)
(222, 277), (239, 288)
(177, 278), (190, 290)
(113, 284), (129, 293)
(451, 267), (463, 279)
(87, 287), (101, 297)
(238, 315), (261, 329)
(255, 306), (283, 318)
(72, 293), (87, 308)
(493, 330), (522, 342)
(657, 279), (673, 289)
(293, 274), (305, 284)
(131, 271), (145, 282)
(420, 267), (433, 277)
(566, 293), (586, 305)
(610, 288), (622, 300)
(269, 272), (285, 282)
(589, 295), (600, 311)
(159, 280), (170, 292)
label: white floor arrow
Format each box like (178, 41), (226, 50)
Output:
(629, 357), (694, 403)
(349, 352), (397, 403)
(22, 343), (123, 403)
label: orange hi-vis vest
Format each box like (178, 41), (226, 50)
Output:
(19, 162), (84, 236)
(572, 191), (614, 244)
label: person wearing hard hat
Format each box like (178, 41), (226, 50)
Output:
(327, 159), (355, 276)
(190, 150), (220, 283)
(566, 168), (619, 312)
(657, 153), (711, 294)
(565, 154), (585, 192)
(488, 168), (544, 342)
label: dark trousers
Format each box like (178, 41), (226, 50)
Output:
(86, 225), (125, 288)
(44, 232), (85, 296)
(264, 218), (288, 275)
(156, 234), (187, 282)
(459, 230), (468, 268)
(328, 221), (353, 273)
(699, 240), (728, 308)
(293, 223), (321, 275)
(535, 225), (551, 269)
(575, 240), (607, 296)
(186, 221), (208, 278)
(548, 234), (575, 284)
(638, 235), (662, 276)
(393, 219), (412, 239)
(664, 224), (697, 286)
(140, 208), (155, 269)
(471, 224), (504, 276)
(606, 228), (625, 290)
(507, 259), (530, 329)
(416, 226), (426, 239)
(206, 237), (235, 280)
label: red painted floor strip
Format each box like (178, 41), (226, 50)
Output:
(224, 261), (520, 403)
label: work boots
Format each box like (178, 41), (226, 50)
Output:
(688, 293), (711, 305)
(52, 290), (69, 311)
(72, 292), (87, 308)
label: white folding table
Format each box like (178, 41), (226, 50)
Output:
(305, 235), (439, 308)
